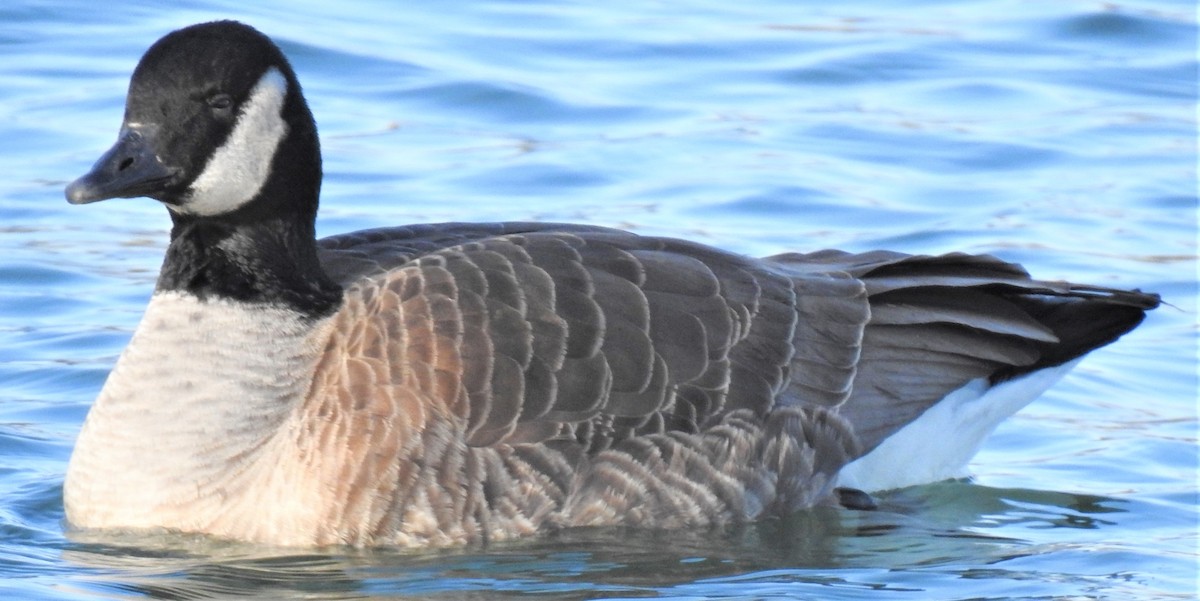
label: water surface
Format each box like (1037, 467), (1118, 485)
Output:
(0, 1), (1196, 599)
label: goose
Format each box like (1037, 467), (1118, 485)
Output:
(62, 20), (1159, 548)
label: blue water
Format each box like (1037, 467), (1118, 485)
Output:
(1, 0), (1196, 599)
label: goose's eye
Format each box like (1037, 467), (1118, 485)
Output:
(208, 94), (233, 114)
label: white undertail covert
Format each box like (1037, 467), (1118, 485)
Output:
(837, 360), (1080, 492)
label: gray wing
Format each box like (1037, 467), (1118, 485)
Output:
(319, 224), (1157, 459)
(320, 224), (804, 451)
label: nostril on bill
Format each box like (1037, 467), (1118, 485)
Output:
(118, 157), (134, 171)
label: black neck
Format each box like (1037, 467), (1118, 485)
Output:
(157, 207), (341, 319)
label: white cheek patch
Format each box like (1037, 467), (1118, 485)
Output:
(182, 67), (290, 216)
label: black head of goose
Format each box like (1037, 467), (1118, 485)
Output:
(62, 20), (1160, 547)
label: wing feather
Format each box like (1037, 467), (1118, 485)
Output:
(317, 223), (1157, 469)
